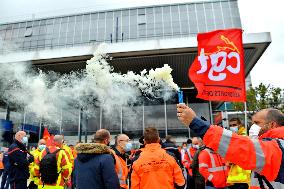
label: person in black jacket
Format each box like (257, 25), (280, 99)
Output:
(162, 135), (182, 166)
(74, 129), (120, 189)
(8, 131), (34, 189)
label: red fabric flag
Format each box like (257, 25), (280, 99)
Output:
(42, 127), (50, 141)
(189, 29), (246, 102)
(42, 127), (53, 147)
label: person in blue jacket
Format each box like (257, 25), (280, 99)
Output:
(74, 129), (120, 189)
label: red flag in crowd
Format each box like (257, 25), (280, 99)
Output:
(42, 127), (53, 147)
(188, 29), (246, 102)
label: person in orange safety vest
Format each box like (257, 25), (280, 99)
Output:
(198, 146), (228, 188)
(131, 127), (185, 189)
(112, 134), (131, 189)
(177, 105), (284, 189)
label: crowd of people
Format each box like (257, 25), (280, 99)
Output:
(0, 106), (283, 189)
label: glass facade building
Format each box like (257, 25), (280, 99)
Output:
(0, 0), (241, 53)
(0, 0), (242, 143)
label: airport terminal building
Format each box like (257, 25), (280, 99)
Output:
(0, 0), (271, 144)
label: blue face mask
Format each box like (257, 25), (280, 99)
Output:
(22, 136), (28, 144)
(124, 143), (132, 152)
(230, 127), (238, 133)
(39, 145), (46, 151)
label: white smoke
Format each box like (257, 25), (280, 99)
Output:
(0, 44), (179, 124)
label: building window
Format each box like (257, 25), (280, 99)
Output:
(24, 26), (33, 37)
(138, 23), (146, 37)
(138, 13), (146, 24)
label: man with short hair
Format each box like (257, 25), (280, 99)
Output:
(229, 118), (246, 136)
(162, 135), (182, 166)
(228, 118), (250, 189)
(8, 131), (34, 189)
(74, 129), (119, 189)
(131, 127), (185, 189)
(112, 134), (131, 189)
(34, 135), (72, 189)
(177, 105), (284, 188)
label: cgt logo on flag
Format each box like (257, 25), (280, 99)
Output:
(189, 29), (246, 102)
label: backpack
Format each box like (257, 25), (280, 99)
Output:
(39, 148), (61, 185)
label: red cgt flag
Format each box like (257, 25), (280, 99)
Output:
(189, 29), (246, 102)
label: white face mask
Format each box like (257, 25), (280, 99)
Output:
(192, 144), (199, 149)
(249, 124), (261, 138)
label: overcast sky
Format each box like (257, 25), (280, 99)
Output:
(0, 0), (283, 88)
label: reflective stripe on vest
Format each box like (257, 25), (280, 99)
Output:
(116, 157), (126, 185)
(217, 129), (266, 174)
(208, 174), (213, 181)
(251, 139), (265, 173)
(199, 163), (208, 168)
(250, 138), (284, 188)
(187, 148), (193, 161)
(204, 149), (226, 173)
(208, 166), (227, 172)
(217, 129), (232, 157)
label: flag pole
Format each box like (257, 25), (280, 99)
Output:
(244, 101), (248, 133)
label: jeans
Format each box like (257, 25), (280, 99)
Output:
(0, 170), (9, 189)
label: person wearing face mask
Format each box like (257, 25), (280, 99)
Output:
(229, 118), (246, 136)
(190, 137), (228, 189)
(28, 139), (46, 189)
(227, 118), (250, 189)
(112, 134), (131, 189)
(8, 131), (34, 189)
(74, 129), (119, 189)
(183, 137), (201, 189)
(177, 105), (284, 189)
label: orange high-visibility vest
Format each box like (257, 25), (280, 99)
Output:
(198, 148), (228, 188)
(113, 154), (128, 189)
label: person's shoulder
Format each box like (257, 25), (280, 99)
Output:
(100, 153), (115, 164)
(8, 142), (18, 150)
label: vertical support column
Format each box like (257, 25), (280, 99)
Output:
(60, 109), (63, 134)
(209, 101), (213, 124)
(84, 114), (88, 143)
(39, 118), (42, 140)
(164, 100), (168, 136)
(142, 102), (145, 132)
(99, 107), (102, 129)
(5, 105), (10, 121)
(23, 108), (26, 131)
(116, 17), (119, 43)
(120, 106), (123, 134)
(78, 109), (82, 142)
